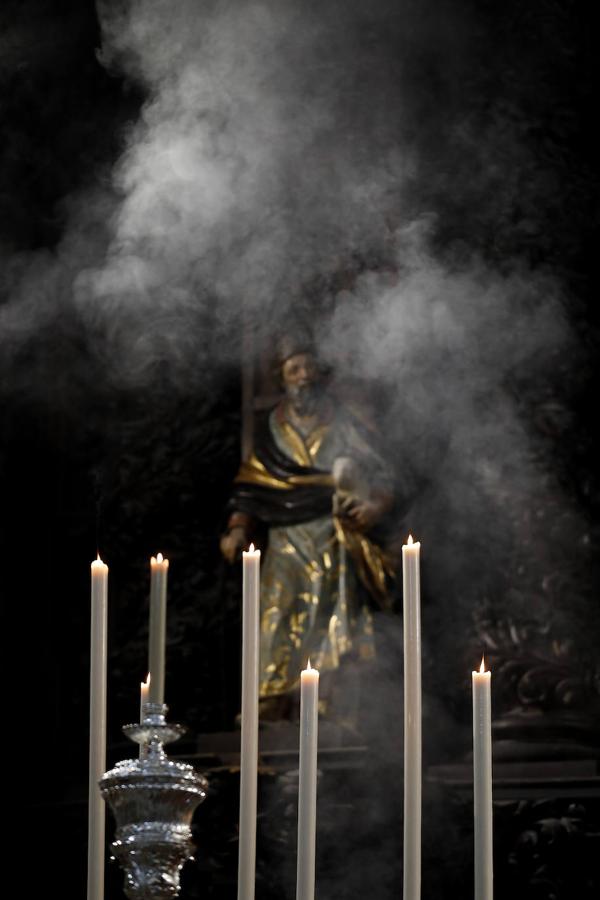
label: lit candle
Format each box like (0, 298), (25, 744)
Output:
(148, 553), (169, 706)
(402, 534), (421, 900)
(238, 544), (260, 900)
(472, 657), (493, 900)
(139, 673), (151, 760)
(296, 661), (319, 900)
(88, 556), (108, 900)
(140, 672), (150, 722)
(140, 673), (151, 722)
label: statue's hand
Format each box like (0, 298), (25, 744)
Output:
(339, 498), (381, 532)
(220, 526), (248, 564)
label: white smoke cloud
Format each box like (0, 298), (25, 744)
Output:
(76, 0), (415, 368)
(0, 0), (580, 555)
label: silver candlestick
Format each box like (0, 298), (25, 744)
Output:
(100, 702), (207, 900)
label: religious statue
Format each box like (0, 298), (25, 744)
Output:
(220, 331), (396, 720)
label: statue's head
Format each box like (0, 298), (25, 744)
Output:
(275, 329), (314, 369)
(274, 327), (328, 416)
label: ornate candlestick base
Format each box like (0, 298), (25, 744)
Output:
(100, 703), (208, 899)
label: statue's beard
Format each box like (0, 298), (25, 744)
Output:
(287, 383), (319, 416)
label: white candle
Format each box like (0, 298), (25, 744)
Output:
(238, 544), (260, 900)
(140, 673), (151, 722)
(472, 658), (493, 900)
(148, 553), (169, 705)
(296, 662), (319, 900)
(88, 556), (108, 900)
(139, 673), (151, 760)
(402, 534), (421, 900)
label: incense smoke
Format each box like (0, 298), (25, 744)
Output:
(2, 0), (590, 694)
(2, 0), (575, 412)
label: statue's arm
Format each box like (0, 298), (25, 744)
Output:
(220, 511), (254, 563)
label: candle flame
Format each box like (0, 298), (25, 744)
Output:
(249, 543), (255, 552)
(307, 658), (312, 671)
(407, 533), (413, 545)
(480, 656), (486, 674)
(156, 552), (163, 563)
(141, 673), (151, 688)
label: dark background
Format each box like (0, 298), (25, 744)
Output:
(2, 0), (598, 897)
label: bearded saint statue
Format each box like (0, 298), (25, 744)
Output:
(221, 329), (396, 720)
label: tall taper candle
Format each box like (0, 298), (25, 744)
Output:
(238, 544), (260, 900)
(148, 553), (169, 705)
(296, 662), (319, 900)
(472, 658), (493, 900)
(402, 534), (421, 900)
(88, 556), (108, 900)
